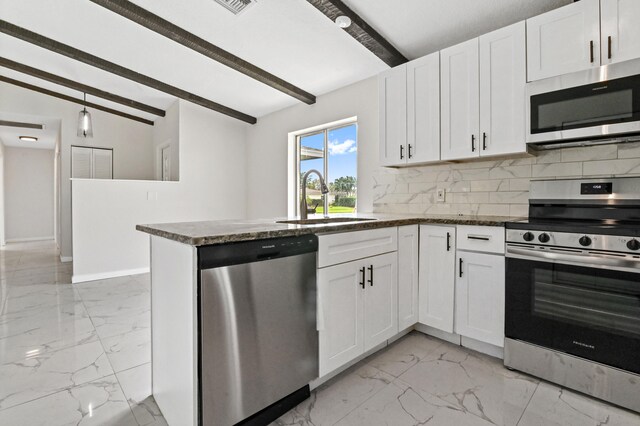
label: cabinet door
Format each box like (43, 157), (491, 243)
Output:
(407, 53), (440, 164)
(398, 226), (419, 330)
(601, 0), (640, 65)
(527, 0), (601, 81)
(479, 22), (526, 157)
(318, 261), (364, 377)
(379, 65), (407, 166)
(455, 252), (505, 347)
(363, 252), (398, 352)
(441, 38), (480, 161)
(418, 225), (456, 333)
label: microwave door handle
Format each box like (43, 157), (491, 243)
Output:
(506, 246), (640, 273)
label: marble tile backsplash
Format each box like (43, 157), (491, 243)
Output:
(372, 142), (640, 218)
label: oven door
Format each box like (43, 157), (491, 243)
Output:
(505, 246), (640, 374)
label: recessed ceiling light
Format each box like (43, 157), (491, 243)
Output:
(335, 15), (352, 28)
(19, 136), (38, 142)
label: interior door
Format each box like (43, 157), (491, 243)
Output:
(363, 252), (398, 352)
(407, 53), (440, 163)
(318, 260), (364, 376)
(526, 0), (601, 81)
(379, 64), (407, 166)
(600, 0), (640, 65)
(479, 21), (526, 157)
(92, 148), (113, 179)
(419, 225), (456, 333)
(441, 38), (480, 161)
(455, 251), (505, 347)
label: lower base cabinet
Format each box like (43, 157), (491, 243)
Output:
(455, 251), (505, 347)
(318, 252), (398, 377)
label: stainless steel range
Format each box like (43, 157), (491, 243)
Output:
(504, 177), (640, 413)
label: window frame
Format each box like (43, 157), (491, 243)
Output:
(294, 120), (358, 216)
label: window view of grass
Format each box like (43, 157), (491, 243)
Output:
(299, 123), (357, 215)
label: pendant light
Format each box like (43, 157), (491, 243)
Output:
(77, 93), (94, 137)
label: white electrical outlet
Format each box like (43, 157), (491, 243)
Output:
(436, 188), (446, 203)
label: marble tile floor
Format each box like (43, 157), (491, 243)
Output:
(0, 241), (164, 425)
(2, 241), (639, 425)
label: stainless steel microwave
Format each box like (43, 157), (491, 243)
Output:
(526, 58), (640, 150)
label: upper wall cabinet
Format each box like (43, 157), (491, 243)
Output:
(600, 0), (640, 65)
(379, 53), (440, 167)
(441, 22), (526, 161)
(528, 0), (640, 81)
(379, 64), (407, 166)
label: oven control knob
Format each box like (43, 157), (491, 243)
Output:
(538, 233), (550, 243)
(627, 239), (640, 251)
(523, 232), (535, 242)
(579, 236), (592, 247)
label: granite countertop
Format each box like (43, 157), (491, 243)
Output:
(136, 213), (521, 246)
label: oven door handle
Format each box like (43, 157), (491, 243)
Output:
(506, 245), (640, 273)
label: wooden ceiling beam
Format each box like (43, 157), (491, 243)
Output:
(0, 20), (257, 124)
(89, 0), (317, 105)
(0, 75), (155, 125)
(307, 0), (408, 68)
(0, 57), (165, 117)
(0, 120), (44, 129)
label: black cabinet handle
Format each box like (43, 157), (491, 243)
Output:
(446, 232), (451, 251)
(608, 36), (612, 60)
(459, 258), (463, 278)
(467, 235), (491, 241)
(590, 40), (594, 63)
(400, 145), (404, 160)
(368, 265), (374, 287)
(471, 135), (476, 152)
(408, 144), (413, 159)
(359, 267), (366, 289)
(482, 132), (487, 150)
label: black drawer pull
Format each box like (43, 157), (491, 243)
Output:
(467, 235), (490, 241)
(368, 265), (374, 286)
(359, 267), (365, 289)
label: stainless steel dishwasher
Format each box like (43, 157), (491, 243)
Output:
(198, 235), (318, 426)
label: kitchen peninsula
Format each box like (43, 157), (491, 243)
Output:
(137, 213), (514, 426)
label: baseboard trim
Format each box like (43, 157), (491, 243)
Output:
(72, 267), (150, 283)
(6, 236), (54, 243)
(60, 256), (73, 263)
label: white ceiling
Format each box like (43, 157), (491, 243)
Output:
(0, 0), (572, 124)
(0, 112), (60, 150)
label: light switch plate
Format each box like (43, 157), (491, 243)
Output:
(436, 188), (446, 203)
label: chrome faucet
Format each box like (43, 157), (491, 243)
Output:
(300, 169), (329, 220)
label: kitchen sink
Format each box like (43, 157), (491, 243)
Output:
(276, 217), (377, 225)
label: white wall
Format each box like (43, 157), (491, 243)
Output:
(0, 81), (155, 259)
(72, 100), (248, 281)
(0, 141), (5, 246)
(245, 77), (378, 218)
(3, 147), (55, 242)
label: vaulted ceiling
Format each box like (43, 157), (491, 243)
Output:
(0, 0), (572, 125)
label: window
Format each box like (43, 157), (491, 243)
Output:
(295, 121), (357, 215)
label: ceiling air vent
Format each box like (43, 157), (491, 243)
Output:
(212, 0), (256, 15)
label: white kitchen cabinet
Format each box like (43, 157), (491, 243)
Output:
(379, 64), (407, 166)
(398, 225), (419, 330)
(440, 38), (480, 161)
(479, 22), (526, 157)
(455, 251), (505, 348)
(407, 53), (440, 164)
(318, 252), (398, 376)
(527, 0), (601, 81)
(418, 225), (456, 333)
(363, 252), (398, 352)
(600, 0), (640, 65)
(318, 259), (365, 376)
